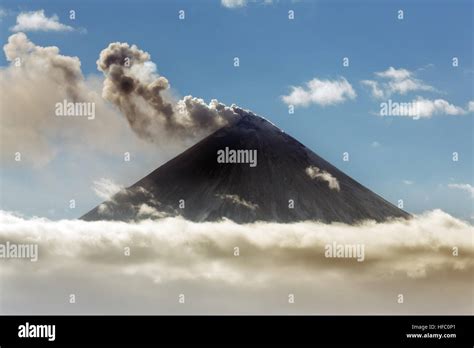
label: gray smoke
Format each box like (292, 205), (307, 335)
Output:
(4, 32), (83, 101)
(97, 42), (238, 141)
(1, 33), (144, 167)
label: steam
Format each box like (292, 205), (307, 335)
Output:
(97, 42), (239, 141)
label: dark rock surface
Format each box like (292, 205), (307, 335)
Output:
(82, 108), (410, 223)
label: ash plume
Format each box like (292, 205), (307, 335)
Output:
(4, 32), (83, 101)
(1, 33), (141, 167)
(97, 42), (238, 141)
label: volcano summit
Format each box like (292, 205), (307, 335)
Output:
(82, 107), (409, 224)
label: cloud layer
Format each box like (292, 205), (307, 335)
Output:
(1, 210), (472, 314)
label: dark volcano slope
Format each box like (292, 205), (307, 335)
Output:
(82, 108), (410, 224)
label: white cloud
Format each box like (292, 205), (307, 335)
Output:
(371, 141), (381, 148)
(403, 180), (414, 185)
(411, 97), (466, 118)
(468, 101), (474, 112)
(305, 166), (340, 191)
(375, 66), (411, 80)
(448, 183), (474, 198)
(0, 209), (472, 314)
(362, 67), (435, 99)
(137, 204), (168, 219)
(380, 97), (467, 119)
(0, 8), (7, 21)
(221, 0), (248, 7)
(10, 10), (74, 32)
(216, 194), (259, 210)
(361, 80), (384, 99)
(92, 178), (124, 200)
(221, 0), (273, 8)
(282, 77), (356, 107)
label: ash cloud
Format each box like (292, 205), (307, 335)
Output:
(1, 33), (239, 168)
(0, 33), (158, 167)
(0, 209), (472, 314)
(97, 42), (238, 141)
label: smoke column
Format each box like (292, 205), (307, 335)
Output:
(97, 42), (239, 141)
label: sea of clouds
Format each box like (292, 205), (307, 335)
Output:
(0, 209), (472, 314)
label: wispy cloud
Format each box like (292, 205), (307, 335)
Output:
(448, 183), (474, 198)
(282, 77), (356, 107)
(468, 101), (474, 112)
(216, 194), (259, 210)
(221, 0), (273, 8)
(10, 10), (74, 32)
(0, 8), (8, 21)
(362, 67), (435, 99)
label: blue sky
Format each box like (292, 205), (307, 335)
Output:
(0, 0), (472, 220)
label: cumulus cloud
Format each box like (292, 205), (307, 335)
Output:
(403, 180), (414, 185)
(281, 77), (356, 107)
(96, 42), (238, 142)
(379, 97), (468, 119)
(448, 183), (474, 198)
(10, 10), (74, 32)
(0, 209), (472, 314)
(305, 166), (340, 191)
(362, 67), (435, 99)
(391, 97), (466, 119)
(413, 98), (466, 117)
(363, 67), (472, 118)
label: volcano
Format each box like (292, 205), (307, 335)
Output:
(82, 108), (409, 224)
